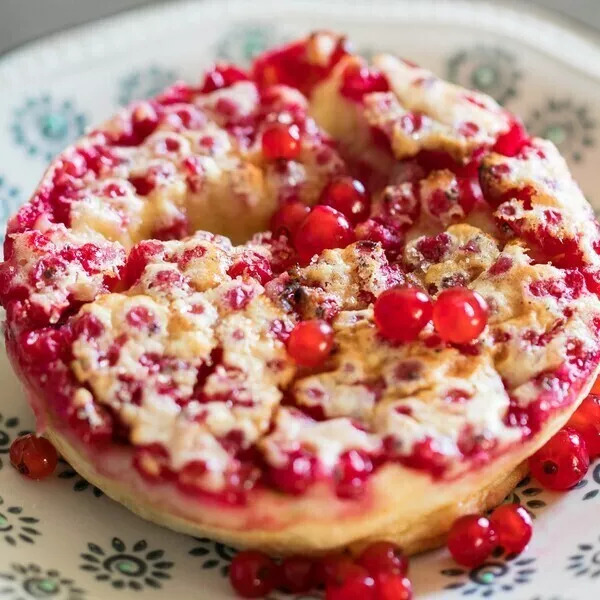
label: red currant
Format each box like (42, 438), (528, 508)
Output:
(201, 64), (248, 93)
(228, 255), (273, 285)
(287, 319), (334, 367)
(294, 205), (355, 265)
(320, 177), (370, 225)
(373, 571), (413, 600)
(489, 503), (533, 555)
(229, 550), (278, 598)
(432, 288), (488, 344)
(493, 118), (529, 157)
(20, 328), (70, 364)
(341, 64), (389, 102)
(280, 555), (317, 593)
(529, 427), (590, 490)
(270, 201), (310, 236)
(316, 553), (354, 587)
(155, 82), (194, 105)
(326, 563), (375, 600)
(358, 542), (409, 576)
(355, 219), (404, 254)
(457, 177), (483, 214)
(130, 102), (160, 144)
(9, 434), (58, 480)
(447, 515), (497, 567)
(261, 124), (302, 160)
(252, 35), (348, 96)
(374, 287), (433, 343)
(567, 395), (600, 458)
(334, 449), (373, 499)
(269, 449), (316, 495)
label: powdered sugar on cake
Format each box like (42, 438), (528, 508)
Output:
(2, 33), (600, 504)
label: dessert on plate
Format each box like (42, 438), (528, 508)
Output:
(2, 32), (600, 558)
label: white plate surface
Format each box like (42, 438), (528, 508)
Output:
(0, 2), (599, 598)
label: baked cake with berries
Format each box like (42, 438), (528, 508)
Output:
(2, 32), (600, 556)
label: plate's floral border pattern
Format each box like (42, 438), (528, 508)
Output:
(215, 23), (285, 65)
(446, 45), (522, 106)
(0, 12), (599, 600)
(57, 460), (104, 498)
(0, 496), (41, 547)
(441, 551), (537, 598)
(11, 95), (87, 162)
(79, 538), (173, 591)
(566, 537), (600, 579)
(0, 563), (87, 600)
(117, 66), (179, 107)
(0, 177), (21, 241)
(526, 99), (596, 163)
(189, 537), (237, 578)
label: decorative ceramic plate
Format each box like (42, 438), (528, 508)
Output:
(1, 1), (600, 598)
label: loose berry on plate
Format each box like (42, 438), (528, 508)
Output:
(432, 287), (488, 344)
(320, 177), (370, 225)
(316, 553), (354, 587)
(447, 515), (498, 567)
(229, 550), (278, 598)
(567, 395), (600, 458)
(294, 205), (355, 265)
(280, 555), (317, 593)
(358, 541), (409, 576)
(529, 427), (590, 490)
(373, 571), (413, 600)
(326, 562), (375, 600)
(374, 287), (433, 343)
(270, 201), (310, 236)
(490, 503), (533, 554)
(261, 123), (302, 160)
(287, 319), (334, 368)
(9, 434), (58, 480)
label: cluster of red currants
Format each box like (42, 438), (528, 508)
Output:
(446, 392), (600, 569)
(271, 176), (369, 266)
(529, 394), (600, 491)
(229, 541), (412, 599)
(447, 504), (532, 568)
(286, 285), (489, 370)
(374, 286), (488, 345)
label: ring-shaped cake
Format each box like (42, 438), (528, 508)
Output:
(2, 32), (600, 556)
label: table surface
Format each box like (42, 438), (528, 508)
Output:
(0, 0), (599, 57)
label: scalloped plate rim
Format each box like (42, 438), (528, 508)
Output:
(2, 0), (600, 86)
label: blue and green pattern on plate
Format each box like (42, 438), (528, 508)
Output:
(11, 95), (87, 162)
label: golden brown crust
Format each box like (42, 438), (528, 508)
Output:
(44, 365), (596, 556)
